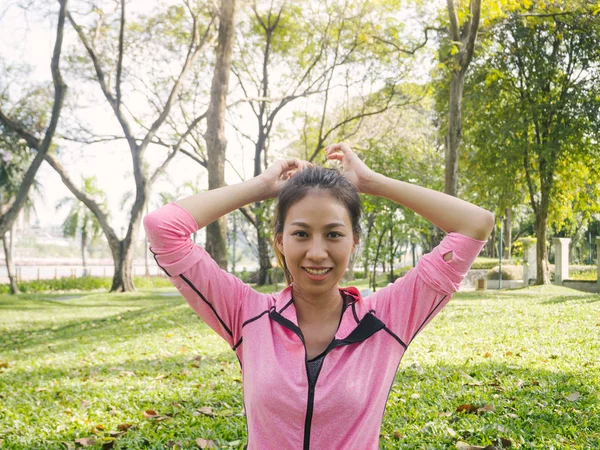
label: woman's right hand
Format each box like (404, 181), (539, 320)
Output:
(259, 158), (312, 198)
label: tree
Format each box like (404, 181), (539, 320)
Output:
(462, 4), (600, 284)
(204, 0), (238, 270)
(0, 128), (43, 294)
(0, 0), (68, 240)
(55, 176), (107, 275)
(231, 0), (409, 284)
(442, 0), (481, 197)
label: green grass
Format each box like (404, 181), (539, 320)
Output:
(0, 286), (599, 449)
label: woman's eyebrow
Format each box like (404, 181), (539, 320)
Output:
(290, 221), (346, 228)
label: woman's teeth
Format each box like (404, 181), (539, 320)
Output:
(304, 268), (331, 275)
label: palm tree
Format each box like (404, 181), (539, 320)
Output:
(55, 176), (107, 276)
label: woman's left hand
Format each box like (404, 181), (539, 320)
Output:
(324, 143), (375, 194)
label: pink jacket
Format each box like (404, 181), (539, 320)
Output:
(143, 202), (486, 450)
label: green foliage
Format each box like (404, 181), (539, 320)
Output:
(568, 265), (597, 281)
(0, 287), (599, 448)
(0, 276), (172, 294)
(471, 258), (516, 270)
(486, 264), (523, 281)
(462, 5), (600, 227)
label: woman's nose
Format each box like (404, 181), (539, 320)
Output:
(306, 238), (327, 260)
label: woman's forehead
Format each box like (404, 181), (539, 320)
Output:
(284, 191), (351, 226)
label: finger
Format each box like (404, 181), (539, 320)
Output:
(326, 152), (344, 163)
(325, 143), (352, 154)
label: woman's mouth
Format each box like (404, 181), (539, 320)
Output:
(302, 267), (333, 280)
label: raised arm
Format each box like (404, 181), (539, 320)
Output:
(175, 158), (311, 229)
(325, 143), (495, 241)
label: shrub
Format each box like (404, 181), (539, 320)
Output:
(569, 265), (597, 281)
(472, 257), (516, 270)
(0, 276), (172, 294)
(486, 265), (523, 281)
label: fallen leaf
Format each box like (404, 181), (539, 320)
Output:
(566, 392), (581, 402)
(484, 352), (492, 358)
(455, 442), (492, 450)
(505, 351), (513, 357)
(477, 404), (494, 414)
(410, 393), (420, 399)
(507, 413), (519, 419)
(496, 436), (512, 447)
(515, 380), (525, 389)
(196, 438), (216, 448)
(393, 430), (403, 439)
(439, 411), (453, 417)
(117, 423), (132, 432)
(447, 426), (457, 437)
(195, 406), (215, 417)
(155, 374), (167, 380)
(74, 437), (96, 446)
(81, 400), (91, 408)
(456, 404), (479, 413)
(61, 442), (74, 450)
(0, 362), (8, 369)
(143, 410), (159, 418)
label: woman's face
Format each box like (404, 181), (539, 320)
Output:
(276, 189), (358, 296)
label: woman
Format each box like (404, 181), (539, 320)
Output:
(143, 143), (494, 450)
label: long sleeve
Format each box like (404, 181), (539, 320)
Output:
(143, 202), (268, 348)
(365, 232), (486, 347)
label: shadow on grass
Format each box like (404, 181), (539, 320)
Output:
(0, 297), (197, 353)
(541, 294), (600, 304)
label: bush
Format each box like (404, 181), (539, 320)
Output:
(569, 265), (597, 281)
(0, 276), (173, 294)
(472, 257), (516, 270)
(486, 265), (523, 281)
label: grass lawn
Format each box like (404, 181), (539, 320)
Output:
(0, 285), (599, 449)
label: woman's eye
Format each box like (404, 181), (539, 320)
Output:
(292, 231), (308, 238)
(328, 232), (342, 238)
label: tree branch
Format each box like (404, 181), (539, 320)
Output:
(116, 0), (125, 109)
(447, 0), (461, 42)
(371, 26), (444, 55)
(0, 0), (68, 236)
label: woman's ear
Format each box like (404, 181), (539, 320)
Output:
(276, 233), (284, 255)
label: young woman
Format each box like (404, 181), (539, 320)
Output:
(143, 143), (494, 450)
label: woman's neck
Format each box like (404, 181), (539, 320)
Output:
(292, 284), (343, 325)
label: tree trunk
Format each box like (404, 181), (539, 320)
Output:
(110, 239), (136, 292)
(371, 228), (386, 292)
(256, 214), (271, 285)
(534, 212), (550, 285)
(204, 0), (238, 270)
(534, 184), (551, 284)
(444, 70), (466, 197)
(504, 207), (512, 259)
(2, 226), (19, 294)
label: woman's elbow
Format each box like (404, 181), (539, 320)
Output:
(473, 210), (495, 241)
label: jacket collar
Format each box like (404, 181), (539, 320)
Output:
(272, 284), (365, 340)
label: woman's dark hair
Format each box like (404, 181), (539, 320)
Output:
(272, 166), (362, 284)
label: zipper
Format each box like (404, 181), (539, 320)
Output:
(303, 371), (316, 450)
